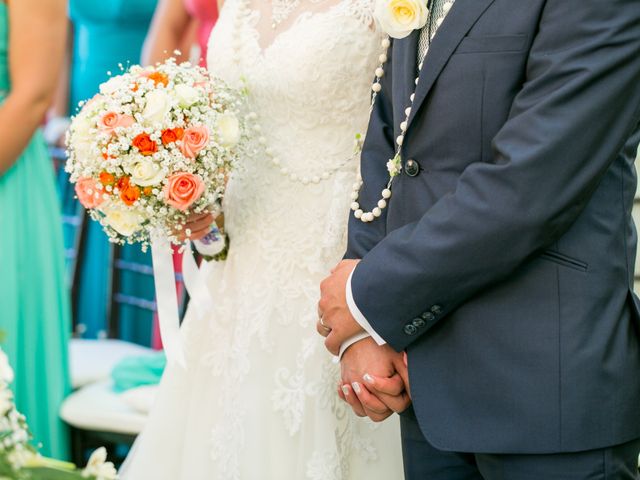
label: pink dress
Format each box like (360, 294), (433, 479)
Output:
(184, 0), (218, 65)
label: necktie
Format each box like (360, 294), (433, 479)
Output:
(417, 0), (455, 63)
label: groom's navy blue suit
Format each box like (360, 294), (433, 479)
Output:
(346, 0), (640, 476)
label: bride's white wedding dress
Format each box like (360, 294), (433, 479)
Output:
(120, 0), (403, 478)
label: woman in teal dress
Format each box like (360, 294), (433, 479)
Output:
(53, 0), (158, 345)
(0, 0), (70, 459)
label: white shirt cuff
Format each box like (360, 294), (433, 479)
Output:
(346, 269), (386, 346)
(336, 332), (371, 361)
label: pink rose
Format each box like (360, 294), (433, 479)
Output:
(98, 112), (135, 135)
(75, 177), (105, 209)
(180, 125), (209, 159)
(163, 172), (205, 211)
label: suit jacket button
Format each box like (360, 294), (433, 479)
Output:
(404, 324), (418, 335)
(412, 317), (426, 328)
(431, 305), (442, 315)
(421, 312), (435, 322)
(405, 159), (420, 177)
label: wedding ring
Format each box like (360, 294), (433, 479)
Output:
(320, 317), (331, 332)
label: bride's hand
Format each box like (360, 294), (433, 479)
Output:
(176, 211), (217, 242)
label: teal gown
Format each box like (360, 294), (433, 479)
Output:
(0, 3), (71, 459)
(59, 0), (158, 345)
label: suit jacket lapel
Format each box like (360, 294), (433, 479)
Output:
(392, 31), (420, 130)
(407, 0), (496, 128)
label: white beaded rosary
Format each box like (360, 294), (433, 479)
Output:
(351, 1), (454, 223)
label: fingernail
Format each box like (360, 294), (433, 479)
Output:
(352, 382), (362, 394)
(363, 373), (374, 385)
(341, 385), (350, 396)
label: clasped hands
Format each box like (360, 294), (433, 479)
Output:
(316, 259), (411, 421)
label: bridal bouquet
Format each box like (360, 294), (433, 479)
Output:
(0, 348), (116, 480)
(65, 58), (246, 248)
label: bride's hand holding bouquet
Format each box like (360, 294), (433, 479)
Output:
(65, 57), (244, 248)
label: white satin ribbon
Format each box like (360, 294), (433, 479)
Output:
(181, 240), (214, 318)
(151, 234), (187, 369)
(150, 233), (215, 370)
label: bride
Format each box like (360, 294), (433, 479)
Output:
(120, 0), (404, 478)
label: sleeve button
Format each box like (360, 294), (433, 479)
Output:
(404, 324), (418, 335)
(412, 317), (426, 328)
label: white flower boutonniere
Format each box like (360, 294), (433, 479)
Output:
(374, 0), (429, 39)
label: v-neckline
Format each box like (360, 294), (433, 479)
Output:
(241, 0), (345, 55)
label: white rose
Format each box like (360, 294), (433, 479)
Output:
(102, 204), (146, 237)
(374, 0), (429, 39)
(217, 113), (241, 147)
(142, 89), (172, 125)
(100, 75), (127, 95)
(174, 84), (200, 107)
(126, 158), (166, 187)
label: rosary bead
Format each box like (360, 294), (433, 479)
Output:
(372, 83), (382, 93)
(400, 121), (408, 132)
(373, 208), (382, 217)
(381, 38), (391, 48)
(405, 107), (412, 116)
(375, 67), (384, 77)
(396, 135), (404, 146)
(379, 54), (388, 63)
(351, 202), (360, 210)
(354, 209), (364, 219)
(377, 199), (387, 209)
(382, 189), (392, 199)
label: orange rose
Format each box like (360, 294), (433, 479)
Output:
(163, 172), (205, 211)
(179, 125), (209, 159)
(161, 128), (184, 145)
(143, 71), (169, 87)
(98, 112), (135, 135)
(99, 171), (116, 186)
(117, 176), (131, 191)
(75, 178), (105, 209)
(132, 133), (158, 156)
(120, 184), (141, 206)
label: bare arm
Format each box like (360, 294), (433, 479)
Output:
(48, 22), (72, 119)
(0, 0), (67, 176)
(142, 0), (192, 66)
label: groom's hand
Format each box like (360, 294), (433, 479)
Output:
(317, 259), (364, 356)
(338, 338), (412, 422)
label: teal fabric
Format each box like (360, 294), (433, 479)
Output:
(59, 0), (158, 345)
(111, 352), (166, 393)
(0, 3), (71, 459)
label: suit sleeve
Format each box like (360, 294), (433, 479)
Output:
(344, 39), (396, 259)
(351, 0), (640, 351)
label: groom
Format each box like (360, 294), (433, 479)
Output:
(317, 0), (640, 478)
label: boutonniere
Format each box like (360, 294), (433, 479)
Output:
(374, 0), (429, 39)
